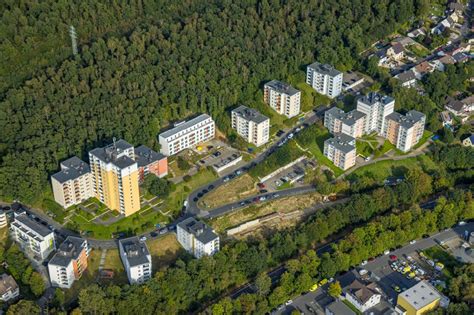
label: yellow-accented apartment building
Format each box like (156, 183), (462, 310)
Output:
(397, 281), (441, 315)
(89, 140), (141, 217)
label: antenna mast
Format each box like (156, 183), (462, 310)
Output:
(69, 25), (78, 55)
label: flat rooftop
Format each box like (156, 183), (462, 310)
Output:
(325, 133), (356, 154)
(13, 213), (53, 238)
(232, 105), (269, 124)
(327, 107), (366, 126)
(119, 237), (151, 267)
(159, 114), (213, 139)
(358, 92), (394, 106)
(399, 281), (441, 310)
(89, 139), (136, 169)
(264, 80), (300, 96)
(177, 217), (218, 244)
(49, 236), (86, 267)
(308, 62), (342, 77)
(134, 145), (166, 168)
(51, 156), (90, 184)
(386, 110), (425, 128)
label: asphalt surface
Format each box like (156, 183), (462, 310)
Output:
(275, 222), (474, 315)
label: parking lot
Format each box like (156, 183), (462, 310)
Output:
(262, 157), (316, 191)
(197, 142), (245, 175)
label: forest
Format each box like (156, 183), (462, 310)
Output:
(0, 0), (428, 203)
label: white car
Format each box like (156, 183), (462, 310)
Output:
(140, 236), (147, 242)
(458, 221), (466, 226)
(361, 260), (368, 266)
(288, 133), (294, 139)
(285, 300), (293, 306)
(410, 240), (416, 245)
(384, 250), (390, 255)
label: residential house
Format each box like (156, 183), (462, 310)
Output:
(413, 61), (434, 79)
(396, 70), (417, 88)
(231, 105), (270, 147)
(462, 134), (474, 147)
(445, 98), (473, 116)
(449, 2), (464, 15)
(440, 111), (453, 126)
(10, 213), (56, 261)
(118, 237), (152, 284)
(158, 114), (215, 156)
(177, 217), (220, 259)
(48, 237), (90, 289)
(452, 52), (469, 63)
(344, 279), (382, 312)
(386, 43), (405, 61)
(397, 281), (441, 315)
(429, 59), (445, 72)
(431, 13), (458, 35)
(0, 274), (19, 302)
(407, 28), (426, 38)
(438, 55), (456, 65)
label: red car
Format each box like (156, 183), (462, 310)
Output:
(257, 183), (265, 188)
(389, 255), (398, 261)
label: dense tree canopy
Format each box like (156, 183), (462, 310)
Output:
(0, 0), (424, 203)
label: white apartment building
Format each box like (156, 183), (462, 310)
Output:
(48, 237), (90, 289)
(231, 105), (270, 147)
(159, 114), (215, 156)
(324, 107), (366, 138)
(306, 62), (343, 98)
(323, 133), (357, 170)
(383, 110), (426, 152)
(51, 157), (93, 209)
(10, 213), (56, 261)
(264, 80), (301, 118)
(177, 217), (220, 259)
(119, 237), (152, 284)
(356, 92), (395, 135)
(345, 280), (382, 313)
(0, 274), (19, 302)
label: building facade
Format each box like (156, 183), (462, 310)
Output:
(159, 114), (215, 156)
(397, 281), (441, 315)
(0, 210), (7, 228)
(119, 237), (152, 284)
(263, 80), (301, 118)
(383, 110), (426, 152)
(344, 280), (382, 313)
(0, 274), (19, 302)
(134, 145), (168, 183)
(89, 140), (141, 217)
(356, 92), (395, 135)
(48, 237), (90, 289)
(231, 105), (270, 147)
(323, 134), (357, 170)
(306, 62), (343, 98)
(324, 107), (366, 138)
(51, 157), (93, 209)
(10, 213), (55, 261)
(177, 217), (220, 259)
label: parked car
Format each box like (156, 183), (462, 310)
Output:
(260, 189), (268, 194)
(140, 236), (147, 242)
(389, 254), (398, 261)
(150, 232), (158, 237)
(361, 260), (368, 266)
(257, 182), (265, 188)
(409, 240), (416, 244)
(285, 300), (293, 306)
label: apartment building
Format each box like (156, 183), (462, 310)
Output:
(344, 280), (382, 312)
(134, 145), (168, 183)
(231, 105), (270, 147)
(48, 237), (90, 289)
(177, 217), (220, 259)
(323, 133), (357, 170)
(51, 157), (93, 209)
(397, 281), (441, 315)
(89, 140), (141, 217)
(10, 213), (55, 261)
(119, 237), (152, 284)
(356, 92), (395, 135)
(263, 80), (301, 118)
(306, 62), (343, 98)
(159, 114), (215, 156)
(0, 274), (19, 302)
(324, 107), (366, 138)
(383, 110), (426, 152)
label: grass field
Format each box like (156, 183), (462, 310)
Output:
(146, 233), (185, 271)
(199, 174), (258, 209)
(423, 245), (464, 279)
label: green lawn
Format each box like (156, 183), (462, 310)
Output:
(373, 140), (396, 158)
(277, 181), (293, 190)
(407, 44), (430, 58)
(423, 245), (464, 279)
(412, 130), (433, 150)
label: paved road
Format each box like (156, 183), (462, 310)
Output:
(275, 222), (474, 315)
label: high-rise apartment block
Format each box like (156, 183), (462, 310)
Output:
(383, 110), (426, 152)
(159, 114), (215, 156)
(48, 237), (90, 288)
(51, 157), (93, 209)
(89, 140), (141, 217)
(264, 80), (301, 118)
(356, 92), (395, 135)
(134, 145), (168, 182)
(306, 62), (343, 98)
(10, 213), (56, 261)
(324, 107), (366, 138)
(231, 105), (270, 147)
(119, 237), (152, 284)
(323, 134), (357, 170)
(177, 217), (220, 259)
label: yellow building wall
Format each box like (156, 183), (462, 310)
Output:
(397, 295), (440, 315)
(121, 170), (141, 217)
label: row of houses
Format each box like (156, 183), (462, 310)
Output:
(323, 92), (426, 170)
